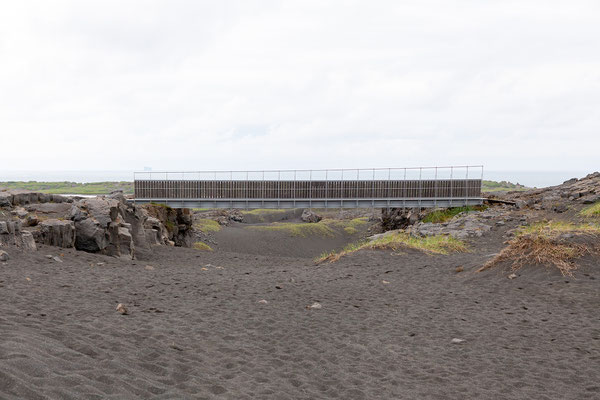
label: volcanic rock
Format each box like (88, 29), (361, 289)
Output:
(39, 219), (76, 248)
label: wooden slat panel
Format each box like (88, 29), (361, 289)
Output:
(134, 179), (482, 200)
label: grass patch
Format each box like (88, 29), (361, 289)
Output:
(194, 218), (221, 232)
(0, 181), (133, 195)
(193, 242), (213, 251)
(241, 208), (287, 216)
(516, 220), (600, 237)
(480, 221), (600, 277)
(344, 226), (358, 235)
(248, 222), (335, 237)
(580, 202), (600, 218)
(316, 232), (467, 264)
(164, 220), (175, 232)
(422, 206), (486, 224)
(240, 209), (288, 222)
(321, 217), (370, 235)
(247, 217), (370, 237)
(481, 180), (529, 192)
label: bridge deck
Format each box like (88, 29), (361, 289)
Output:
(133, 177), (483, 209)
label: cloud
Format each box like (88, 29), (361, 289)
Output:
(0, 0), (599, 174)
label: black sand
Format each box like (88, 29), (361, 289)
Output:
(1, 225), (599, 399)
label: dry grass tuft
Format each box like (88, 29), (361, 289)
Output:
(479, 221), (600, 277)
(316, 233), (467, 264)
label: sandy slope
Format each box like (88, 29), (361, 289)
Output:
(1, 223), (599, 399)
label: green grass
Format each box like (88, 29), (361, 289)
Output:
(240, 209), (289, 222)
(422, 206), (486, 224)
(193, 242), (213, 251)
(481, 180), (529, 192)
(241, 208), (287, 215)
(194, 218), (221, 232)
(248, 222), (336, 237)
(247, 217), (370, 238)
(344, 226), (359, 235)
(317, 232), (467, 263)
(164, 220), (175, 232)
(322, 217), (369, 228)
(0, 181), (133, 195)
(516, 220), (600, 237)
(580, 202), (600, 218)
(322, 217), (369, 235)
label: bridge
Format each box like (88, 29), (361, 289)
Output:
(132, 166), (484, 209)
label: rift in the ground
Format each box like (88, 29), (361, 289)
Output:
(1, 173), (599, 399)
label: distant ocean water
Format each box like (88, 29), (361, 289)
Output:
(0, 170), (595, 188)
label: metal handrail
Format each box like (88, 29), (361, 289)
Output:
(134, 166), (484, 181)
(134, 165), (483, 175)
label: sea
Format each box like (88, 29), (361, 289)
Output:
(0, 170), (595, 189)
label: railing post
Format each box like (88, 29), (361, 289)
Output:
(309, 170), (312, 211)
(356, 169), (359, 209)
(165, 172), (168, 207)
(277, 170), (281, 209)
(325, 169), (328, 210)
(479, 166), (484, 203)
(418, 168), (422, 210)
(371, 168), (375, 213)
(434, 166), (438, 209)
(341, 169), (344, 210)
(465, 166), (469, 207)
(387, 168), (391, 211)
(403, 168), (407, 211)
(450, 166), (454, 208)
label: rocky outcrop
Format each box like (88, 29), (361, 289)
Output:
(39, 219), (76, 248)
(0, 188), (195, 257)
(70, 195), (143, 259)
(372, 206), (517, 240)
(144, 204), (194, 247)
(144, 217), (169, 245)
(380, 208), (423, 231)
(19, 231), (37, 251)
(0, 189), (69, 207)
(301, 210), (322, 223)
(0, 220), (38, 250)
(0, 193), (11, 207)
(407, 215), (492, 239)
(503, 171), (600, 211)
(73, 216), (108, 251)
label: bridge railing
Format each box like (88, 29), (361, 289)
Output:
(133, 166), (483, 209)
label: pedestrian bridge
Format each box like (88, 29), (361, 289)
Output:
(133, 166), (484, 209)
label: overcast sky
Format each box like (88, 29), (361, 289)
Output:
(1, 1), (599, 173)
